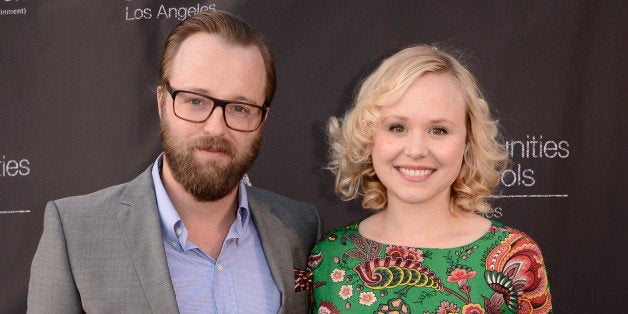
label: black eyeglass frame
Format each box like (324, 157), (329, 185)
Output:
(165, 82), (268, 132)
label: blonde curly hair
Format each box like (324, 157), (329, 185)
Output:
(328, 45), (507, 213)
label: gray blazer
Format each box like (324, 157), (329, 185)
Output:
(28, 165), (322, 313)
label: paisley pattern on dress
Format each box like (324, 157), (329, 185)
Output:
(309, 220), (552, 313)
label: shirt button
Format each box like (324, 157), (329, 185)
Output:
(171, 242), (178, 248)
(217, 264), (223, 271)
(175, 228), (182, 236)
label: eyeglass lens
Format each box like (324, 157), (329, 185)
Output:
(173, 91), (263, 131)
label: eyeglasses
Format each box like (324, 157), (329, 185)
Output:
(165, 82), (268, 132)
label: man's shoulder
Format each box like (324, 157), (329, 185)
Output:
(246, 185), (322, 249)
(51, 166), (154, 216)
(246, 185), (314, 209)
(53, 182), (128, 209)
(245, 185), (320, 227)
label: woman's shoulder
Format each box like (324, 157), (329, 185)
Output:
(482, 219), (549, 268)
(312, 221), (361, 250)
(488, 220), (544, 247)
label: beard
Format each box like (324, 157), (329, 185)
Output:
(160, 118), (261, 202)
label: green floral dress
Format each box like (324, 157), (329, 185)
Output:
(309, 220), (552, 313)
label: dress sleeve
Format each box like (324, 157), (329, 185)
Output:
(516, 234), (552, 313)
(308, 238), (339, 313)
(487, 228), (553, 313)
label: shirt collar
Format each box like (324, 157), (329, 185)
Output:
(151, 154), (251, 251)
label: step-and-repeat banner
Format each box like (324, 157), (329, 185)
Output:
(1, 1), (624, 312)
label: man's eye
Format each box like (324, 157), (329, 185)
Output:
(188, 98), (204, 106)
(229, 104), (251, 114)
(233, 105), (247, 113)
(388, 124), (406, 133)
(429, 127), (448, 135)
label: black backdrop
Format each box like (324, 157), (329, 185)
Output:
(1, 1), (626, 312)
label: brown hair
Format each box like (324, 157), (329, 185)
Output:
(159, 10), (276, 105)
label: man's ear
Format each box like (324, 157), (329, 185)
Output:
(156, 85), (164, 120)
(259, 107), (271, 129)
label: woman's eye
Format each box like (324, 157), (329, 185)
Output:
(429, 127), (448, 135)
(388, 123), (406, 133)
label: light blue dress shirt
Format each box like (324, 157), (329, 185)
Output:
(151, 155), (280, 313)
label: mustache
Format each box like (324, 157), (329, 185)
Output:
(191, 137), (235, 156)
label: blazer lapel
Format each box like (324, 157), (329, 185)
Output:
(247, 190), (295, 312)
(116, 167), (179, 313)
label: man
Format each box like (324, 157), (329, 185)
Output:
(28, 11), (321, 313)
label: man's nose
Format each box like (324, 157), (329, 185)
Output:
(202, 106), (227, 137)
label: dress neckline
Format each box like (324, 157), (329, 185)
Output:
(348, 219), (503, 250)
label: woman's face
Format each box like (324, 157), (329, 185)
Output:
(371, 72), (467, 208)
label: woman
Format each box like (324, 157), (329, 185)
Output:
(309, 45), (552, 313)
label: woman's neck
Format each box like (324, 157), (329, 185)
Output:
(359, 196), (490, 248)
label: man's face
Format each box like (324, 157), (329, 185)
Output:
(158, 32), (267, 202)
